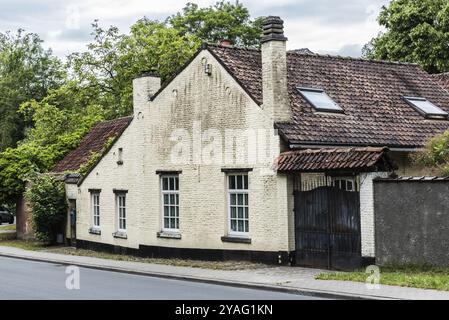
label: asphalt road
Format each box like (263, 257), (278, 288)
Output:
(0, 256), (323, 300)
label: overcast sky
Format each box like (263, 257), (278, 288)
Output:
(0, 0), (390, 59)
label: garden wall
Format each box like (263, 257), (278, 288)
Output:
(374, 177), (449, 266)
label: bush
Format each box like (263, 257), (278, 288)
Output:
(413, 130), (449, 176)
(25, 174), (67, 243)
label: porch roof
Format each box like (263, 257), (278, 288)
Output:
(274, 147), (397, 173)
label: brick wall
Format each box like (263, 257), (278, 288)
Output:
(374, 179), (449, 266)
(75, 49), (291, 253)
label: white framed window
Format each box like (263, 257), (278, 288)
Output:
(91, 192), (100, 227)
(332, 177), (356, 191)
(228, 174), (249, 236)
(297, 87), (343, 113)
(116, 193), (126, 231)
(404, 96), (448, 119)
(161, 175), (179, 232)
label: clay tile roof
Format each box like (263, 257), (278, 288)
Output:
(274, 147), (397, 172)
(432, 73), (449, 91)
(52, 116), (133, 173)
(206, 44), (449, 148)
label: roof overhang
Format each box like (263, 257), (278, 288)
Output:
(64, 173), (82, 185)
(274, 147), (397, 173)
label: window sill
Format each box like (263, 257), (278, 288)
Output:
(157, 231), (181, 239)
(221, 236), (251, 244)
(113, 231), (127, 239)
(89, 227), (101, 235)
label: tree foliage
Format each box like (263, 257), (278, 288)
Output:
(0, 30), (64, 150)
(414, 131), (449, 176)
(25, 174), (67, 243)
(0, 94), (105, 205)
(364, 0), (449, 73)
(67, 1), (262, 117)
(0, 1), (262, 205)
(168, 1), (263, 46)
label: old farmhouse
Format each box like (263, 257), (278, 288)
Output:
(53, 17), (449, 269)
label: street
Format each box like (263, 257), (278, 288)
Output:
(0, 256), (323, 300)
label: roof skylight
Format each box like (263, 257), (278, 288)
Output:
(297, 87), (343, 113)
(404, 97), (448, 119)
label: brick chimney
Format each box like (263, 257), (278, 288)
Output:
(133, 73), (161, 116)
(261, 16), (292, 122)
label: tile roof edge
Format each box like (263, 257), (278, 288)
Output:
(149, 45), (205, 102)
(205, 42), (420, 67)
(76, 117), (133, 187)
(51, 116), (134, 173)
(150, 43), (262, 105)
(280, 146), (388, 155)
(287, 51), (420, 67)
(97, 116), (133, 124)
(204, 43), (263, 105)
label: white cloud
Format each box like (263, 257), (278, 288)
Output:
(0, 0), (390, 58)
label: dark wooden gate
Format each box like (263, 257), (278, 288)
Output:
(294, 186), (361, 270)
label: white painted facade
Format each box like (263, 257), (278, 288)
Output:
(359, 172), (390, 257)
(68, 43), (406, 262)
(75, 48), (292, 254)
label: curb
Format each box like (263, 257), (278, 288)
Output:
(0, 252), (385, 300)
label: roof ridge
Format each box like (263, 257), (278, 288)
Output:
(204, 42), (261, 51)
(205, 42), (419, 67)
(287, 50), (419, 67)
(97, 116), (133, 124)
(432, 72), (449, 78)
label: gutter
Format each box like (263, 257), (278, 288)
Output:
(289, 143), (422, 152)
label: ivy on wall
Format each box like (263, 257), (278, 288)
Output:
(25, 174), (67, 243)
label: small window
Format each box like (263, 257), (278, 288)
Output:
(297, 87), (343, 113)
(91, 193), (100, 227)
(116, 193), (126, 231)
(332, 177), (356, 192)
(404, 96), (448, 119)
(161, 176), (179, 231)
(228, 174), (249, 235)
(117, 148), (123, 165)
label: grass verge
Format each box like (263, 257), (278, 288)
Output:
(43, 247), (269, 270)
(0, 224), (16, 231)
(316, 265), (449, 291)
(0, 240), (269, 270)
(0, 239), (46, 251)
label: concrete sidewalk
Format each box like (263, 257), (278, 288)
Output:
(0, 246), (448, 300)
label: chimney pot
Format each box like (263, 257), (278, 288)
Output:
(261, 16), (288, 43)
(219, 39), (233, 46)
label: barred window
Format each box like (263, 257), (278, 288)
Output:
(228, 174), (249, 235)
(161, 176), (179, 231)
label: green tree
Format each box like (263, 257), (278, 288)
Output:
(0, 1), (263, 205)
(168, 1), (263, 46)
(414, 131), (449, 176)
(68, 20), (199, 117)
(67, 1), (262, 117)
(0, 95), (105, 205)
(0, 30), (64, 150)
(364, 0), (449, 73)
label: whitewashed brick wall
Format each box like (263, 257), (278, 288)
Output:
(75, 49), (291, 253)
(359, 171), (389, 257)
